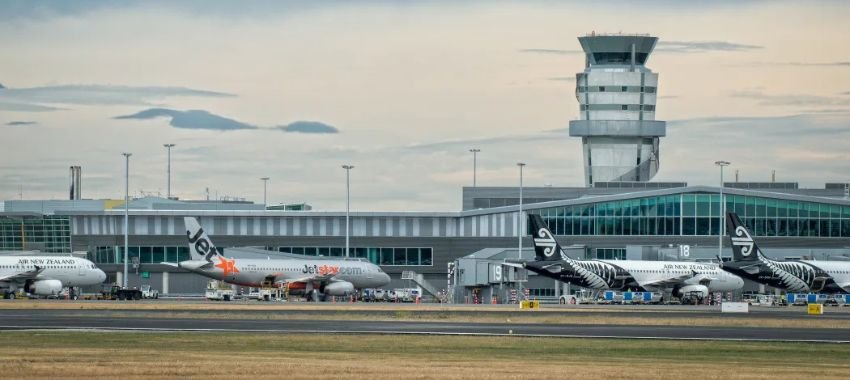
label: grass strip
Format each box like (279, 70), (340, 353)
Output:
(1, 332), (848, 379)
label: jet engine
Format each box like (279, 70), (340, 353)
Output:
(322, 281), (355, 296)
(29, 280), (63, 296)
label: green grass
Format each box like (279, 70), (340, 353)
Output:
(2, 331), (848, 362)
(3, 332), (849, 379)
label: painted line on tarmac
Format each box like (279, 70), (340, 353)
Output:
(2, 325), (848, 344)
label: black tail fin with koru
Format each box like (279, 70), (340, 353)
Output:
(528, 214), (565, 261)
(726, 212), (761, 262)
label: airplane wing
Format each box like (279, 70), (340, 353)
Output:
(159, 262), (179, 267)
(0, 265), (44, 283)
(282, 273), (337, 284)
(637, 272), (695, 289)
(521, 261), (564, 273)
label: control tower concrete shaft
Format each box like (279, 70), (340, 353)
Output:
(568, 34), (666, 186)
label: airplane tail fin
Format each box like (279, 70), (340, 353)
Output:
(184, 217), (220, 262)
(528, 214), (565, 261)
(726, 212), (761, 262)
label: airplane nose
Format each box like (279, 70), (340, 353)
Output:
(98, 269), (107, 283)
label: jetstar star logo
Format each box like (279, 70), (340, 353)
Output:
(215, 256), (240, 277)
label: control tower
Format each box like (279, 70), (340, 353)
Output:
(568, 33), (666, 186)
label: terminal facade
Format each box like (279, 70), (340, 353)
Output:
(2, 181), (849, 299)
(2, 33), (849, 300)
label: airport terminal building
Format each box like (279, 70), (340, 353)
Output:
(2, 181), (850, 299)
(2, 33), (849, 300)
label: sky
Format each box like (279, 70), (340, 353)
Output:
(1, 0), (849, 211)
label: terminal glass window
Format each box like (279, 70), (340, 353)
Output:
(528, 288), (555, 297)
(530, 193), (850, 238)
(596, 248), (626, 260)
(91, 245), (433, 266)
(89, 246), (191, 264)
(0, 216), (71, 253)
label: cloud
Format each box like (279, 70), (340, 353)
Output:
(5, 121), (36, 126)
(724, 61), (850, 68)
(786, 62), (850, 67)
(658, 112), (850, 186)
(547, 77), (576, 81)
(278, 121), (339, 134)
(799, 109), (850, 114)
(0, 84), (235, 109)
(774, 62), (850, 67)
(0, 102), (64, 112)
(656, 41), (763, 53)
(668, 113), (850, 138)
(518, 49), (582, 55)
(406, 132), (558, 152)
(731, 90), (850, 107)
(115, 108), (257, 131)
(521, 41), (762, 57)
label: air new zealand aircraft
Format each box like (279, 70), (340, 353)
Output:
(522, 214), (743, 301)
(724, 212), (850, 293)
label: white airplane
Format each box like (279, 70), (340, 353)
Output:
(723, 212), (850, 293)
(521, 214), (743, 301)
(0, 254), (106, 299)
(177, 217), (391, 301)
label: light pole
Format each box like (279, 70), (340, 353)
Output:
(469, 149), (480, 187)
(122, 152), (131, 288)
(517, 163), (526, 259)
(715, 160), (730, 261)
(163, 144), (175, 199)
(517, 162), (526, 301)
(260, 177), (270, 206)
(342, 165), (354, 258)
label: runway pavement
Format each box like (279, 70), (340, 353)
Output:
(1, 308), (849, 343)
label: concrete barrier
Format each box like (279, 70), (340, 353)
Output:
(721, 302), (749, 313)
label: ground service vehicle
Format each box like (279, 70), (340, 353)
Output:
(108, 286), (142, 300)
(559, 294), (579, 305)
(140, 285), (159, 299)
(205, 280), (235, 301)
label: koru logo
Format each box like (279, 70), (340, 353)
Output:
(731, 226), (755, 256)
(187, 227), (216, 262)
(534, 228), (557, 257)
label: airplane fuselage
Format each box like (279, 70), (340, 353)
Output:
(180, 257), (391, 289)
(0, 256), (107, 290)
(527, 259), (743, 292)
(722, 257), (850, 293)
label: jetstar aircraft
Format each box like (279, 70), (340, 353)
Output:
(0, 254), (106, 299)
(723, 212), (850, 293)
(176, 217), (391, 301)
(518, 214), (743, 302)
